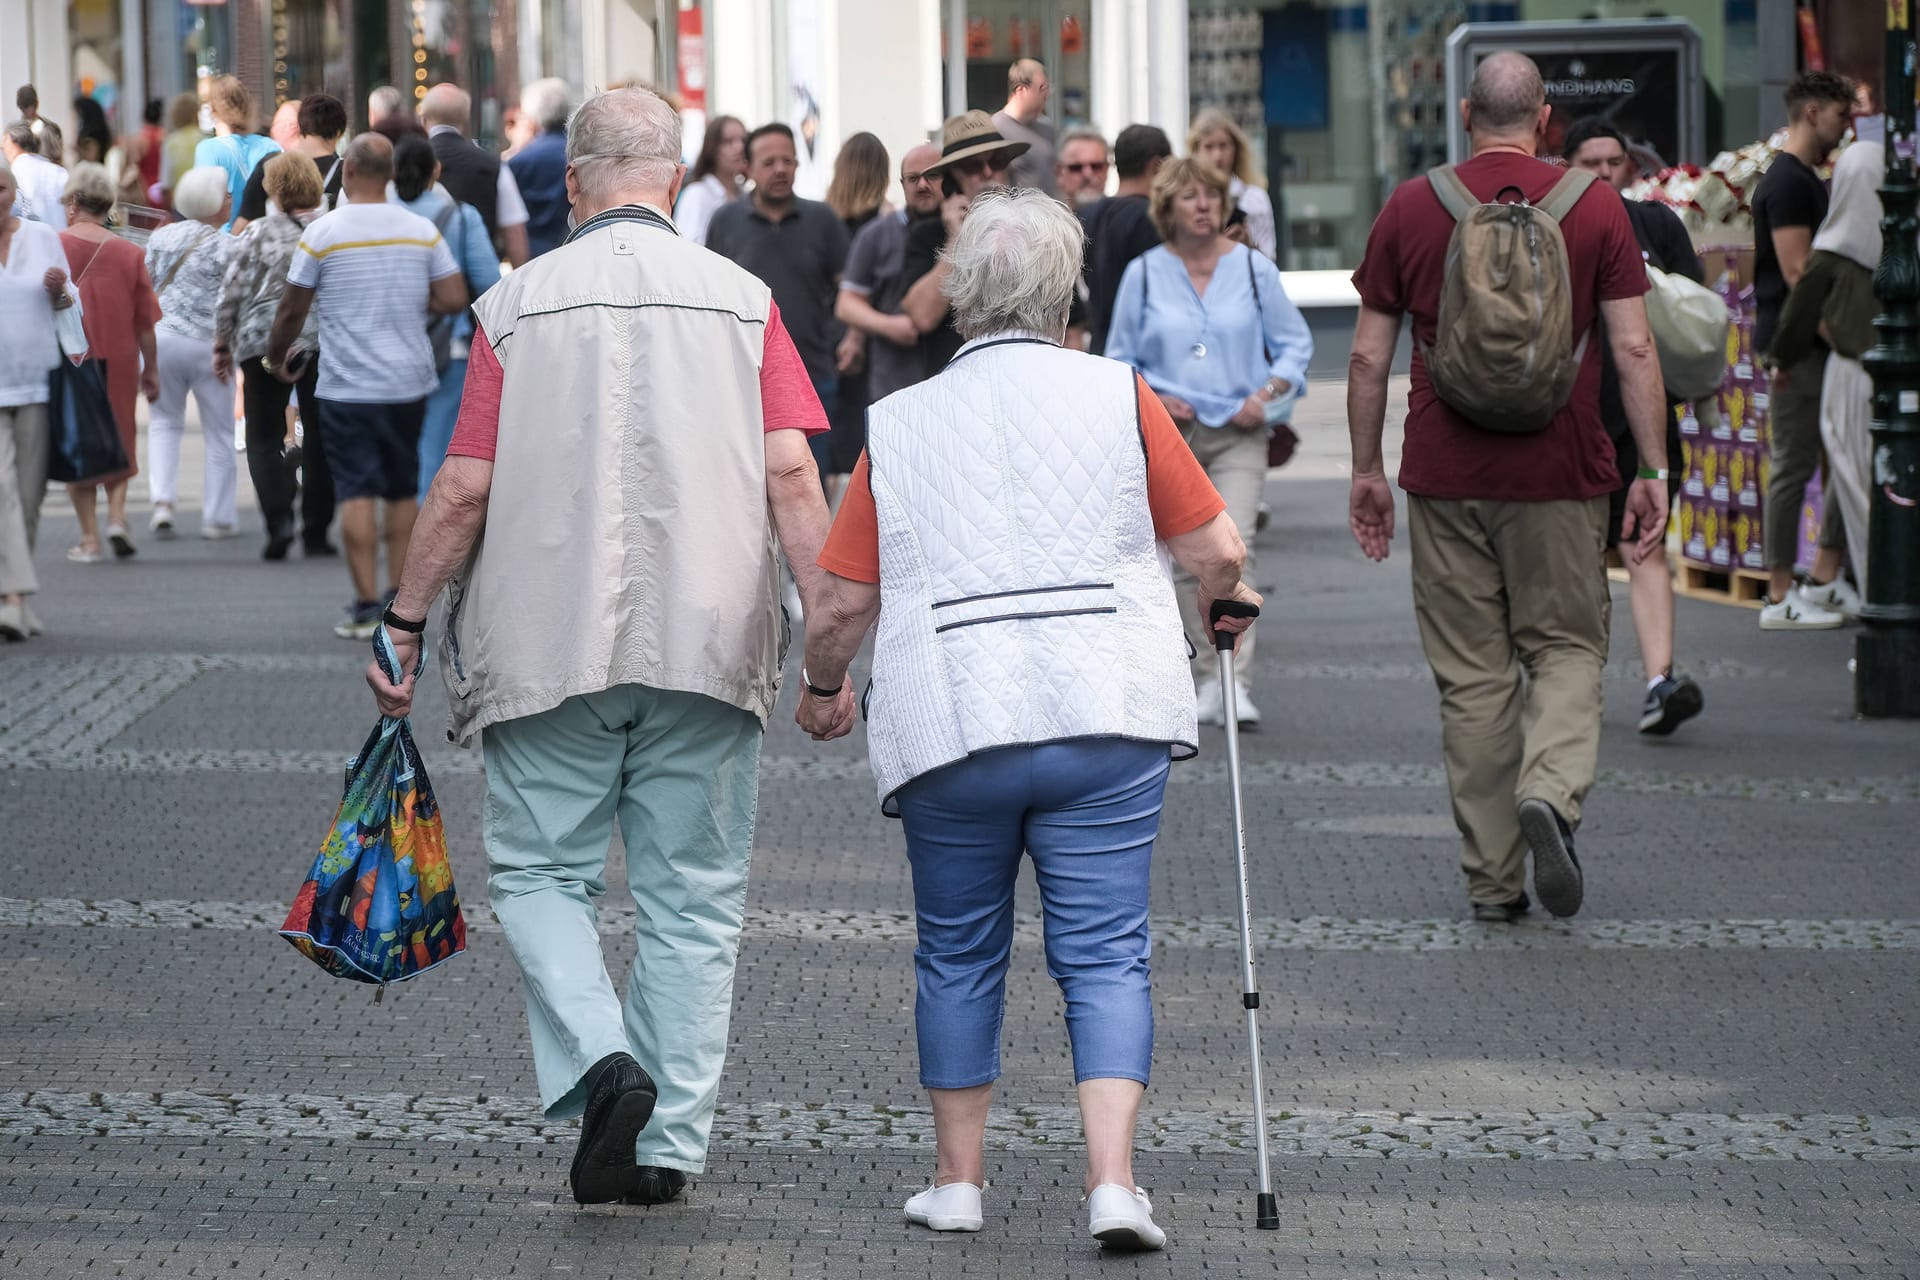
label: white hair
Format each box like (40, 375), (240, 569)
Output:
(942, 187), (1085, 341)
(173, 165), (230, 220)
(368, 85), (405, 121)
(566, 88), (681, 199)
(522, 78), (572, 131)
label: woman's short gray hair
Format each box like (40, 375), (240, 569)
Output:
(63, 162), (117, 216)
(942, 187), (1085, 341)
(173, 165), (230, 220)
(567, 88), (682, 199)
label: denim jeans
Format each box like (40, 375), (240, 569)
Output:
(895, 738), (1172, 1090)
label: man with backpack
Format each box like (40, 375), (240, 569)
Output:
(1344, 52), (1669, 925)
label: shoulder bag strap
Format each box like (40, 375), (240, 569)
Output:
(1246, 248), (1272, 364)
(72, 235), (110, 286)
(1538, 168), (1598, 222)
(1425, 165), (1479, 223)
(155, 226), (216, 296)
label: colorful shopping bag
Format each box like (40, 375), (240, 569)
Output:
(280, 629), (468, 986)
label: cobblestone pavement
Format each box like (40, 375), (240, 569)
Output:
(2, 438), (1918, 1278)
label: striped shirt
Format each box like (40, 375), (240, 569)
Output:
(286, 201), (459, 403)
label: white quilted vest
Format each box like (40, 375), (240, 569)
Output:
(864, 332), (1198, 815)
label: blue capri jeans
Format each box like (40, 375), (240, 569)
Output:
(895, 738), (1172, 1090)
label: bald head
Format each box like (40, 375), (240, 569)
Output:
(341, 132), (394, 201)
(1466, 51), (1547, 142)
(419, 84), (471, 130)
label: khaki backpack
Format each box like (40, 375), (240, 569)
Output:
(1421, 164), (1597, 434)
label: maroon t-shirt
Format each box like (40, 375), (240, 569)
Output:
(1351, 151), (1649, 502)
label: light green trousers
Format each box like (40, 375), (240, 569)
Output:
(482, 682), (762, 1173)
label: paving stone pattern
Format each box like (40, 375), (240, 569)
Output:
(2, 473), (1917, 1279)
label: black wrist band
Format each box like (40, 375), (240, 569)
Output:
(381, 605), (427, 634)
(801, 667), (845, 699)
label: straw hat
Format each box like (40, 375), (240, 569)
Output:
(926, 110), (1030, 174)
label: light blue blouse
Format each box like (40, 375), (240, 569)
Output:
(396, 190), (501, 345)
(1104, 243), (1312, 428)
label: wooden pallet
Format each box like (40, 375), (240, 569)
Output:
(1675, 561), (1770, 609)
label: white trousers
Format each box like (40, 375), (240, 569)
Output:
(150, 329), (238, 529)
(1819, 353), (1874, 596)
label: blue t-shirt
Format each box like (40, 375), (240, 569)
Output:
(195, 133), (281, 232)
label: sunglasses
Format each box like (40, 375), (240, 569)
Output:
(948, 153), (1009, 178)
(1061, 161), (1108, 174)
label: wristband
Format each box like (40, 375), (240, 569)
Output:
(801, 667), (845, 699)
(1636, 466), (1670, 481)
(381, 604), (427, 634)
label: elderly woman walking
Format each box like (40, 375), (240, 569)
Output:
(145, 166), (236, 539)
(215, 152), (328, 559)
(0, 155), (81, 639)
(60, 162), (160, 563)
(1105, 156), (1311, 729)
(798, 187), (1260, 1250)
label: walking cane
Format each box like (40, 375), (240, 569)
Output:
(1209, 598), (1279, 1231)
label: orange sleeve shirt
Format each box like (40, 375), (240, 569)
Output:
(818, 374), (1227, 584)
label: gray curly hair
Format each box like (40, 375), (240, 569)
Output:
(941, 186), (1085, 341)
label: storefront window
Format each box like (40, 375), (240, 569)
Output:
(1192, 0), (1737, 272)
(270, 0), (348, 110)
(940, 0), (1094, 128)
(70, 0), (126, 136)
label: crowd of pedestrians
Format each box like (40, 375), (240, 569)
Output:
(0, 45), (1887, 1251)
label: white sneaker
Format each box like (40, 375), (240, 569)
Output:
(1797, 577), (1862, 619)
(1759, 593), (1844, 631)
(1232, 687), (1261, 729)
(1087, 1184), (1166, 1250)
(1195, 677), (1225, 726)
(904, 1181), (983, 1232)
(200, 523), (240, 540)
(150, 505), (175, 537)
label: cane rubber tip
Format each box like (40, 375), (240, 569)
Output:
(1255, 1192), (1280, 1229)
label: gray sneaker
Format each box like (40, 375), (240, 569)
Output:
(332, 599), (383, 641)
(1518, 798), (1584, 918)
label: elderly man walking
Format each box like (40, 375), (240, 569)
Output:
(366, 87), (837, 1207)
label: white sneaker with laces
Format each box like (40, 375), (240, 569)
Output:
(1796, 577), (1862, 619)
(1231, 687), (1261, 728)
(1759, 593), (1843, 631)
(1195, 677), (1225, 726)
(150, 505), (175, 537)
(903, 1181), (983, 1232)
(1086, 1184), (1166, 1250)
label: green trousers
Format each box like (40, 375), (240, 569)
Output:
(482, 682), (762, 1173)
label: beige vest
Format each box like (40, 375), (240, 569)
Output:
(443, 209), (782, 746)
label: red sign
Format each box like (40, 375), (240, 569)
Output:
(1796, 5), (1825, 71)
(677, 7), (707, 111)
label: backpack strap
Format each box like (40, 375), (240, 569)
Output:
(1425, 166), (1479, 223)
(1537, 168), (1598, 222)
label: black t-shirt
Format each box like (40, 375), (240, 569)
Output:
(235, 149), (343, 223)
(1751, 152), (1828, 350)
(1080, 194), (1162, 355)
(902, 215), (964, 373)
(1598, 198), (1705, 438)
(706, 196), (851, 383)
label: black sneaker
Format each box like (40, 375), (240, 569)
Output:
(304, 540), (339, 557)
(1472, 892), (1531, 924)
(569, 1052), (659, 1205)
(1518, 798), (1583, 918)
(1638, 674), (1704, 736)
(624, 1165), (688, 1205)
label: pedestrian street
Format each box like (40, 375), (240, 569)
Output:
(1, 417), (1916, 1279)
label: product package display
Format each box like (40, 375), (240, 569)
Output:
(1679, 253), (1771, 589)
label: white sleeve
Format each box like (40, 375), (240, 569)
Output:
(495, 164), (528, 227)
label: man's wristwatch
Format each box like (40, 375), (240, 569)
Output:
(1636, 466), (1671, 481)
(801, 667), (845, 699)
(381, 604), (427, 635)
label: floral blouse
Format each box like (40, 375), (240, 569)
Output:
(213, 209), (320, 363)
(145, 220), (234, 343)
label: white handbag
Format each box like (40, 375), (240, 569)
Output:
(53, 300), (89, 360)
(1644, 264), (1731, 400)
